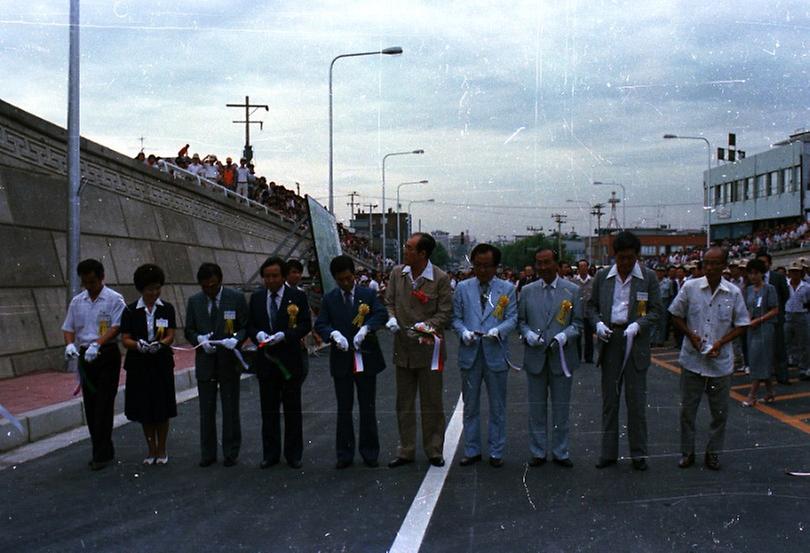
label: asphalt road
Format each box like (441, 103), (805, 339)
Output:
(2, 334), (809, 553)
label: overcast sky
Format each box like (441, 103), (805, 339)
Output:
(1, 1), (808, 240)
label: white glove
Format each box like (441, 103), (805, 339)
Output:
(553, 332), (567, 348)
(623, 322), (640, 339)
(137, 339), (151, 353)
(84, 342), (100, 363)
(147, 341), (162, 354)
(386, 317), (400, 333)
(353, 326), (369, 350)
(267, 331), (285, 346)
(255, 331), (270, 344)
(197, 333), (216, 354)
(596, 322), (613, 342)
(64, 343), (79, 360)
(524, 331), (543, 348)
(221, 337), (238, 350)
(485, 327), (500, 340)
(330, 330), (349, 351)
(461, 330), (476, 346)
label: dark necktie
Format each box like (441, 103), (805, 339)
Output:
(270, 291), (279, 328)
(209, 298), (219, 329)
(344, 290), (353, 310)
(480, 284), (489, 313)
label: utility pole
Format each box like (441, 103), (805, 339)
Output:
(591, 203), (605, 264)
(346, 191), (360, 218)
(66, 0), (81, 304)
(226, 95), (268, 164)
(550, 213), (567, 257)
(606, 191), (621, 230)
(363, 202), (378, 252)
(138, 136), (145, 154)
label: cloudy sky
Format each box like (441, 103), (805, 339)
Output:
(1, 0), (807, 240)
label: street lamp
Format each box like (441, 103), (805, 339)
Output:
(396, 180), (429, 264)
(566, 199), (593, 261)
(663, 134), (712, 247)
(382, 149), (424, 266)
(593, 180), (626, 230)
(407, 199), (435, 236)
(328, 46), (403, 214)
(702, 205), (720, 249)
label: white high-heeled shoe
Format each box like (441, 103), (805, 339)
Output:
(155, 455), (169, 465)
(143, 457), (156, 465)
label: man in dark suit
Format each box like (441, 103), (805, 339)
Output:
(184, 263), (249, 467)
(248, 256), (312, 469)
(756, 251), (790, 384)
(589, 232), (663, 471)
(314, 255), (388, 468)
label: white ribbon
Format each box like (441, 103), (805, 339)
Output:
(353, 350), (365, 373)
(172, 340), (249, 370)
(430, 335), (443, 372)
(496, 335), (522, 371)
(557, 340), (572, 378)
(620, 331), (635, 373)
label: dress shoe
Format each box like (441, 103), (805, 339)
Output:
(259, 459), (278, 469)
(632, 458), (648, 471)
(155, 455), (169, 466)
(89, 460), (110, 471)
(199, 458), (216, 468)
(459, 454), (482, 466)
(528, 457), (547, 467)
(388, 457), (414, 468)
(553, 457), (573, 468)
(678, 453), (695, 468)
(223, 457), (238, 467)
(335, 459), (353, 469)
(429, 456), (445, 467)
(288, 459), (303, 469)
(363, 459), (379, 468)
(595, 458), (617, 469)
(489, 457), (504, 468)
(704, 452), (721, 471)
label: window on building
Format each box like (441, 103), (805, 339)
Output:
(756, 174), (766, 198)
(744, 177), (752, 200)
(779, 168), (788, 193)
(641, 245), (657, 256)
(714, 185), (721, 205)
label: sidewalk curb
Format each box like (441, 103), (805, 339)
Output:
(0, 366), (198, 453)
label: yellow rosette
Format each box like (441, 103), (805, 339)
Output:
(637, 300), (647, 317)
(287, 304), (299, 328)
(225, 319), (234, 334)
(555, 299), (573, 325)
(352, 303), (370, 327)
(492, 295), (509, 320)
(156, 326), (164, 340)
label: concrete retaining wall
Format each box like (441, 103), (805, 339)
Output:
(0, 99), (313, 377)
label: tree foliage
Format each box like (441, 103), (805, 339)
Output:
(500, 234), (567, 270)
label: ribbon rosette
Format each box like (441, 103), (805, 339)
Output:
(225, 319), (234, 335)
(411, 290), (430, 304)
(555, 299), (573, 325)
(287, 304), (299, 328)
(410, 323), (443, 372)
(637, 300), (647, 317)
(352, 303), (370, 327)
(492, 295), (509, 320)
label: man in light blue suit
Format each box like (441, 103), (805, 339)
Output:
(519, 248), (583, 468)
(452, 244), (517, 468)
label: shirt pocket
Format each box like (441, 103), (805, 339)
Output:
(717, 298), (734, 322)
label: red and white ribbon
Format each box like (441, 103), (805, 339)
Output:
(556, 339), (571, 378)
(430, 335), (443, 372)
(353, 350), (365, 373)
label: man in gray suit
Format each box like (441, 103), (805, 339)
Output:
(451, 243), (517, 467)
(519, 248), (583, 467)
(589, 232), (662, 471)
(185, 263), (249, 467)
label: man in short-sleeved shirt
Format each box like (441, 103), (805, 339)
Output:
(62, 259), (126, 471)
(669, 247), (750, 471)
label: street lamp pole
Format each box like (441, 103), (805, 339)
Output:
(382, 149), (424, 267)
(663, 134), (713, 247)
(396, 180), (429, 264)
(328, 46), (402, 214)
(593, 180), (626, 229)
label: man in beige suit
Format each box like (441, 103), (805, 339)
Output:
(385, 233), (454, 467)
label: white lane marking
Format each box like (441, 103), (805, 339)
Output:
(389, 394), (464, 553)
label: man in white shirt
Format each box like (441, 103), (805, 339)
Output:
(669, 247), (750, 470)
(572, 259), (594, 363)
(187, 153), (204, 176)
(785, 263), (810, 380)
(62, 259), (126, 471)
(235, 157), (253, 200)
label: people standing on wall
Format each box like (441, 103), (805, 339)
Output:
(385, 232), (454, 468)
(589, 231), (663, 472)
(669, 247), (749, 470)
(120, 264), (177, 465)
(62, 259), (126, 471)
(248, 257), (312, 469)
(314, 255), (388, 468)
(184, 262), (249, 468)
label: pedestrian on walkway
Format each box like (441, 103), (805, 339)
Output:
(590, 231), (663, 471)
(314, 255), (387, 469)
(741, 259), (779, 406)
(385, 233), (454, 469)
(62, 259), (126, 471)
(184, 263), (249, 468)
(785, 263), (810, 381)
(755, 251), (790, 384)
(669, 247), (750, 470)
(451, 243), (517, 468)
(120, 264), (178, 466)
